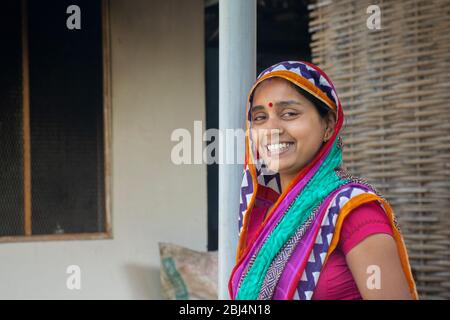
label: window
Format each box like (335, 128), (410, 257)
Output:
(0, 0), (111, 242)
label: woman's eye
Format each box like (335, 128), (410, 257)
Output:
(281, 112), (298, 118)
(253, 114), (266, 122)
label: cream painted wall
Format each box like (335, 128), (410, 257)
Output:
(0, 0), (206, 299)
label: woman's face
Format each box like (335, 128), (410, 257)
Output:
(250, 78), (335, 177)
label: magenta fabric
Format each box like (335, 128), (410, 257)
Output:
(247, 200), (394, 300)
(246, 206), (266, 247)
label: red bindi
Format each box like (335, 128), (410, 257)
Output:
(268, 102), (273, 108)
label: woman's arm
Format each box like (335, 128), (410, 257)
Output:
(345, 233), (413, 300)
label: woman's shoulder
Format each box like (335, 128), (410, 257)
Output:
(338, 200), (394, 256)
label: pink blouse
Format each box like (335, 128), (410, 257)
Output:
(247, 200), (394, 300)
(312, 200), (393, 300)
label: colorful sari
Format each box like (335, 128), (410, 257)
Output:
(228, 61), (418, 300)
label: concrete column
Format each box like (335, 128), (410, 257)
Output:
(218, 0), (256, 300)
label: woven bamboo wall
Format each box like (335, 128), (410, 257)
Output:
(308, 0), (450, 299)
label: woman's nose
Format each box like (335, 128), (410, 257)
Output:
(261, 114), (280, 129)
(260, 116), (285, 141)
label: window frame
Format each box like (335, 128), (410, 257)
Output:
(0, 0), (112, 243)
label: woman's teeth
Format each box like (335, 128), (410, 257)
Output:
(266, 142), (293, 154)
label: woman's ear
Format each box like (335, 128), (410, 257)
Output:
(323, 112), (336, 142)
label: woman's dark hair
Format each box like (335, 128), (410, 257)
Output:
(287, 82), (330, 119)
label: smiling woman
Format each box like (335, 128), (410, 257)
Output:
(228, 61), (419, 300)
(250, 77), (335, 193)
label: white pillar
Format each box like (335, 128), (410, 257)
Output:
(218, 0), (256, 300)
